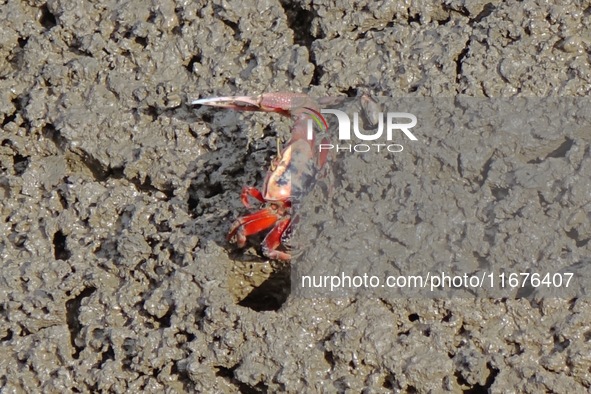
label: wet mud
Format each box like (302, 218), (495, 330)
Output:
(1, 0), (591, 392)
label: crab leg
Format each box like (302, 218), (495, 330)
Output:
(240, 186), (265, 208)
(226, 208), (281, 247)
(261, 217), (291, 261)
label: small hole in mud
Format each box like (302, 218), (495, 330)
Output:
(238, 264), (290, 311)
(490, 186), (509, 200)
(42, 123), (68, 150)
(310, 63), (323, 86)
(186, 54), (201, 73)
(200, 112), (213, 123)
(17, 37), (28, 48)
(1, 112), (16, 127)
(408, 313), (419, 322)
(135, 36), (148, 48)
(408, 13), (420, 23)
(1, 330), (13, 341)
(437, 15), (452, 25)
(324, 350), (335, 366)
(13, 153), (29, 175)
(187, 195), (198, 214)
(456, 362), (498, 393)
(382, 373), (395, 389)
(148, 11), (157, 23)
(99, 345), (115, 367)
(223, 20), (240, 38)
(53, 230), (71, 260)
(39, 4), (57, 30)
(397, 329), (410, 337)
(342, 87), (358, 97)
(280, 1), (316, 48)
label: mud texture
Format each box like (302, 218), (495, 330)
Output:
(295, 97), (591, 299)
(1, 0), (591, 393)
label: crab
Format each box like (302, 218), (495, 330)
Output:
(192, 92), (329, 260)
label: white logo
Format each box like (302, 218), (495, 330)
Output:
(307, 109), (418, 153)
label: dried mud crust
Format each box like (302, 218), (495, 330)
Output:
(1, 0), (590, 393)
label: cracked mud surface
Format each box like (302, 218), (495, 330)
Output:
(2, 0), (591, 392)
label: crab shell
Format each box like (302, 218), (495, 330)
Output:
(262, 125), (318, 202)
